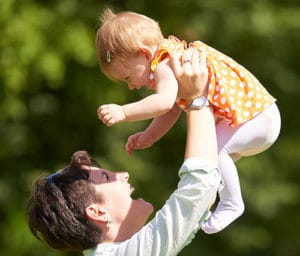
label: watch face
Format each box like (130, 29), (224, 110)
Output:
(194, 97), (206, 107)
(189, 96), (209, 110)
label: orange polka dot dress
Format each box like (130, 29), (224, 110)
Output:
(150, 36), (276, 127)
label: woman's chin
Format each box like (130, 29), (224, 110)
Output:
(134, 198), (154, 216)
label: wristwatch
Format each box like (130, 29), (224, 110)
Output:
(188, 96), (210, 111)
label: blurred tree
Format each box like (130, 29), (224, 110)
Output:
(0, 0), (299, 255)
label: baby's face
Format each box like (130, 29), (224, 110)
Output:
(109, 55), (152, 90)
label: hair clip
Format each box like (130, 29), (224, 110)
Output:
(46, 172), (59, 185)
(46, 172), (65, 197)
(106, 50), (111, 63)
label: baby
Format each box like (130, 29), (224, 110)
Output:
(97, 8), (281, 234)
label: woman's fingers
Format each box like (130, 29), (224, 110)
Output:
(198, 51), (208, 75)
(190, 47), (200, 72)
(182, 49), (193, 64)
(182, 49), (194, 75)
(170, 48), (209, 98)
(170, 52), (182, 77)
(170, 49), (194, 77)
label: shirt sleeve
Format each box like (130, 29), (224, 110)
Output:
(84, 158), (221, 256)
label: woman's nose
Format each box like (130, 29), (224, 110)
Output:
(116, 172), (129, 182)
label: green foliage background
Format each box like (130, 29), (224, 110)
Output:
(1, 0), (299, 255)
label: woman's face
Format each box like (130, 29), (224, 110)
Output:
(88, 167), (153, 234)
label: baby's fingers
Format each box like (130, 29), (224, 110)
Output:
(126, 136), (137, 155)
(97, 105), (108, 118)
(101, 115), (113, 126)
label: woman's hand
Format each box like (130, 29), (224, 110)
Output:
(170, 48), (209, 103)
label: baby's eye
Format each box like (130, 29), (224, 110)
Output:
(124, 77), (131, 83)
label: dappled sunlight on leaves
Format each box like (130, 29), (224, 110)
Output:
(1, 0), (299, 255)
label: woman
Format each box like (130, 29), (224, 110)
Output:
(27, 50), (221, 255)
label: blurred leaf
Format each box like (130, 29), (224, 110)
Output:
(0, 0), (299, 255)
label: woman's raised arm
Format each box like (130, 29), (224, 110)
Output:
(171, 49), (218, 165)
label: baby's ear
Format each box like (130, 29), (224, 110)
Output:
(138, 48), (152, 60)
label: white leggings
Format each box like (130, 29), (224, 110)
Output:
(201, 103), (281, 234)
(217, 103), (281, 159)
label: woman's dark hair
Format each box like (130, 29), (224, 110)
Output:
(27, 150), (103, 251)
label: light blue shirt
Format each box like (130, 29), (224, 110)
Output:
(84, 157), (221, 256)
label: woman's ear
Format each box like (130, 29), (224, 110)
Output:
(138, 47), (152, 60)
(85, 204), (107, 223)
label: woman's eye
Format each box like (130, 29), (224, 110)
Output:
(103, 173), (109, 181)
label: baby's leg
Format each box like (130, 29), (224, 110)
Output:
(201, 103), (281, 234)
(201, 136), (245, 234)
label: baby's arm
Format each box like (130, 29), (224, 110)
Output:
(124, 60), (178, 121)
(98, 60), (178, 127)
(126, 104), (182, 155)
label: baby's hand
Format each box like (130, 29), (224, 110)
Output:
(126, 132), (154, 155)
(97, 104), (126, 127)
